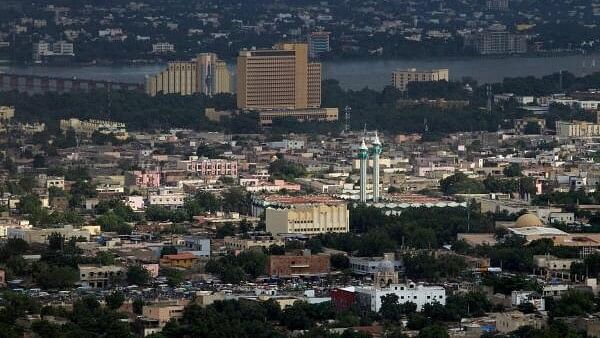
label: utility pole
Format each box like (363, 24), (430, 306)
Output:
(486, 84), (492, 114)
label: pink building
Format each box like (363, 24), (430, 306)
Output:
(128, 171), (161, 188)
(178, 157), (238, 177)
(142, 263), (160, 278)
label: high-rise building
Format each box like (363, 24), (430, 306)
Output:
(473, 28), (527, 55)
(145, 53), (232, 97)
(196, 53), (232, 96)
(236, 43), (322, 110)
(391, 68), (449, 91)
(308, 31), (331, 58)
(146, 61), (197, 96)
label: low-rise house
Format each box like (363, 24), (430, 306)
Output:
(224, 233), (283, 252)
(160, 252), (199, 269)
(8, 225), (91, 244)
(78, 264), (124, 288)
(266, 250), (330, 277)
(493, 311), (547, 333)
(354, 282), (446, 312)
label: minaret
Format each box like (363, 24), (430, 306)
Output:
(371, 132), (382, 202)
(358, 139), (369, 203)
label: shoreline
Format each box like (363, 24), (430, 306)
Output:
(0, 50), (596, 68)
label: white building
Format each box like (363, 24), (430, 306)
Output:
(152, 42), (175, 54)
(511, 290), (545, 311)
(355, 282), (446, 312)
(148, 188), (187, 209)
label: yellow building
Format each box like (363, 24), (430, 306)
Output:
(236, 43), (321, 110)
(146, 61), (197, 96)
(146, 53), (232, 97)
(258, 107), (338, 125)
(391, 68), (449, 91)
(265, 197), (349, 236)
(159, 252), (198, 269)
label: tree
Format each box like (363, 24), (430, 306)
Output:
(418, 325), (449, 338)
(331, 254), (350, 270)
(19, 194), (42, 214)
(126, 265), (151, 286)
(104, 291), (125, 310)
(32, 154), (46, 168)
(503, 163), (523, 177)
(133, 298), (144, 315)
(379, 294), (402, 322)
(96, 251), (116, 266)
(160, 246), (178, 257)
(161, 267), (184, 287)
(32, 263), (79, 289)
(439, 173), (485, 195)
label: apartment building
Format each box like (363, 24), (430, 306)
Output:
(177, 156), (238, 177)
(392, 68), (449, 91)
(308, 31), (331, 58)
(473, 28), (527, 55)
(236, 43), (321, 110)
(556, 120), (600, 138)
(148, 188), (186, 209)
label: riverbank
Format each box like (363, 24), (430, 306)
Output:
(2, 53), (600, 91)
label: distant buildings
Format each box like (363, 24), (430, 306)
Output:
(236, 43), (321, 110)
(59, 118), (128, 139)
(145, 53), (232, 96)
(0, 106), (15, 120)
(486, 0), (509, 11)
(308, 31), (331, 58)
(32, 40), (74, 62)
(391, 68), (449, 91)
(473, 27), (527, 55)
(152, 42), (175, 54)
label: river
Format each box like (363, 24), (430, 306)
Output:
(2, 54), (600, 91)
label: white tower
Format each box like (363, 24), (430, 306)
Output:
(358, 139), (369, 203)
(371, 132), (382, 202)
